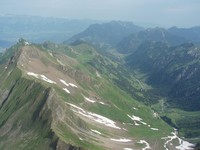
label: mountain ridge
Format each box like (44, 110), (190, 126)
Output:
(1, 40), (194, 150)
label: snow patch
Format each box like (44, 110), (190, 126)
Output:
(176, 140), (195, 150)
(137, 140), (151, 150)
(69, 83), (78, 88)
(40, 75), (56, 84)
(66, 102), (121, 129)
(134, 121), (140, 126)
(128, 114), (148, 126)
(99, 101), (106, 105)
(123, 148), (133, 150)
(162, 129), (195, 150)
(150, 128), (159, 131)
(128, 114), (142, 122)
(60, 79), (69, 86)
(27, 72), (56, 84)
(49, 52), (53, 57)
(27, 72), (39, 78)
(140, 121), (147, 125)
(110, 138), (132, 143)
(133, 107), (138, 110)
(63, 88), (70, 94)
(66, 103), (84, 111)
(24, 41), (30, 45)
(96, 71), (101, 78)
(84, 96), (96, 103)
(91, 129), (101, 135)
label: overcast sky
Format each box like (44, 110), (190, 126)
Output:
(1, 0), (200, 28)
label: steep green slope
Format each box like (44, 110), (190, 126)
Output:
(0, 68), (54, 150)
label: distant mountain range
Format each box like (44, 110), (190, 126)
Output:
(117, 26), (200, 54)
(0, 15), (100, 44)
(65, 21), (144, 48)
(65, 20), (200, 53)
(168, 26), (200, 44)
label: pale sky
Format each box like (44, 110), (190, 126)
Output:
(1, 0), (200, 27)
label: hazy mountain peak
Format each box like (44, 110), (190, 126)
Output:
(65, 21), (144, 48)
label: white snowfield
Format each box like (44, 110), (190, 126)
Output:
(127, 114), (147, 125)
(176, 140), (195, 150)
(27, 72), (39, 78)
(66, 102), (121, 129)
(123, 148), (133, 150)
(63, 88), (70, 94)
(134, 121), (140, 126)
(133, 107), (138, 110)
(27, 72), (56, 84)
(110, 138), (132, 142)
(91, 129), (101, 135)
(128, 114), (142, 122)
(84, 96), (96, 103)
(60, 79), (69, 86)
(140, 121), (147, 125)
(150, 128), (159, 131)
(49, 52), (53, 57)
(128, 114), (159, 131)
(40, 75), (56, 84)
(96, 71), (101, 78)
(60, 79), (78, 88)
(99, 101), (105, 105)
(69, 83), (78, 88)
(24, 41), (30, 45)
(162, 129), (195, 150)
(137, 140), (151, 150)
